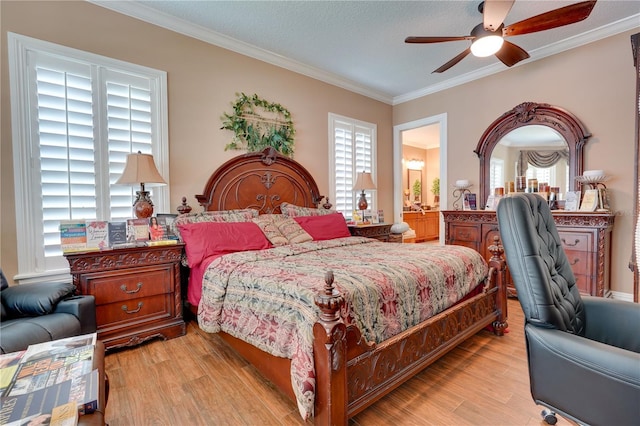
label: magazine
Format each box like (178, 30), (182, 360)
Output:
(21, 333), (96, 364)
(0, 351), (26, 397)
(0, 369), (99, 425)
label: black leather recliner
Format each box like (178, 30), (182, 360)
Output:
(496, 193), (640, 426)
(0, 268), (96, 354)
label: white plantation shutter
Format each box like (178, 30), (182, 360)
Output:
(489, 158), (504, 194)
(9, 33), (168, 282)
(329, 114), (376, 218)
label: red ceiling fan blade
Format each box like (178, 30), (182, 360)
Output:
(483, 0), (515, 32)
(503, 0), (597, 37)
(432, 48), (472, 73)
(405, 36), (473, 44)
(495, 40), (530, 67)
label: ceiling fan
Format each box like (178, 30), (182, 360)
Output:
(405, 0), (597, 73)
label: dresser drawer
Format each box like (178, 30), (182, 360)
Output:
(573, 274), (590, 295)
(85, 267), (171, 305)
(558, 232), (591, 252)
(564, 250), (590, 276)
(450, 225), (480, 242)
(96, 294), (172, 329)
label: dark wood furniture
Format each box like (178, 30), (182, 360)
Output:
(186, 147), (508, 425)
(65, 244), (186, 351)
(402, 210), (439, 242)
(79, 341), (108, 426)
(348, 223), (392, 241)
(474, 102), (591, 209)
(442, 210), (614, 297)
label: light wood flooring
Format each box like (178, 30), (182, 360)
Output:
(103, 299), (577, 425)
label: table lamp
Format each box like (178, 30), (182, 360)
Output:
(353, 171), (376, 220)
(116, 151), (166, 219)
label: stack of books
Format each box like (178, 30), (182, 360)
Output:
(0, 333), (100, 426)
(60, 214), (179, 253)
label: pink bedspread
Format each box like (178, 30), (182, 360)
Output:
(197, 237), (488, 419)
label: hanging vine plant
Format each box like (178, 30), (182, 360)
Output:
(220, 92), (295, 156)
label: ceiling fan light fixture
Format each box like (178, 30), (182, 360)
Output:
(470, 35), (504, 57)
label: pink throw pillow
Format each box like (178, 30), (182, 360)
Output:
(178, 221), (272, 268)
(293, 213), (351, 241)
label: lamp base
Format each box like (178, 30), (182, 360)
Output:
(133, 191), (154, 219)
(357, 190), (368, 212)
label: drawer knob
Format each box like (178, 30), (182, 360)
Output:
(122, 302), (143, 314)
(121, 282), (143, 294)
(570, 258), (580, 266)
(562, 238), (580, 247)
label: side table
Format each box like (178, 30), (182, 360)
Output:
(65, 244), (186, 351)
(348, 223), (392, 242)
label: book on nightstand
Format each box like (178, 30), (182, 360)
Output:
(108, 221), (129, 247)
(127, 218), (150, 242)
(86, 221), (109, 250)
(59, 221), (91, 253)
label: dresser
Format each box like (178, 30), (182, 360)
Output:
(442, 210), (615, 297)
(65, 244), (186, 350)
(402, 210), (439, 242)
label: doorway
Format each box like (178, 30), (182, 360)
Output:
(393, 114), (447, 242)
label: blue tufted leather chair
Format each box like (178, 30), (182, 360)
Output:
(496, 193), (640, 426)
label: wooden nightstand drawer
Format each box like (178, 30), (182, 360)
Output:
(97, 294), (173, 329)
(85, 267), (171, 305)
(558, 232), (591, 252)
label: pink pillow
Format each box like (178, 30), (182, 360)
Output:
(177, 221), (272, 268)
(293, 213), (351, 241)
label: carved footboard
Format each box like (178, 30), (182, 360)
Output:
(313, 243), (508, 425)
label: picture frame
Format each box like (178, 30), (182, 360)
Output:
(156, 213), (179, 240)
(564, 191), (581, 212)
(579, 189), (599, 212)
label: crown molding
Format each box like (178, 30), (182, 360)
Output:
(90, 2), (638, 106)
(89, 1), (393, 104)
(394, 15), (640, 105)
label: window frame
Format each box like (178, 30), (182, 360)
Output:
(8, 33), (169, 284)
(328, 113), (377, 219)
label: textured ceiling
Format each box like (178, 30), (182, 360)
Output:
(94, 1), (639, 104)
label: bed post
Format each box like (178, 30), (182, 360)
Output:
(488, 236), (508, 335)
(313, 271), (348, 425)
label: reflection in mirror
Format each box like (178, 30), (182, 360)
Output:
(491, 125), (570, 196)
(475, 102), (591, 208)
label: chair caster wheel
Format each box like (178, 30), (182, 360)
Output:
(541, 409), (557, 425)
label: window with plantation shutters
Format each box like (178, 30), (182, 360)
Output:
(489, 158), (504, 194)
(8, 33), (168, 283)
(329, 114), (377, 219)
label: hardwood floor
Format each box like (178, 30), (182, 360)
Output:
(103, 299), (577, 425)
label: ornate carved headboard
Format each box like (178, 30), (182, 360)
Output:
(195, 147), (327, 214)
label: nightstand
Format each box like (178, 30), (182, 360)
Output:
(348, 223), (393, 242)
(64, 244), (186, 351)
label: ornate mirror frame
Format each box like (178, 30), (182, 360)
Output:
(475, 102), (592, 208)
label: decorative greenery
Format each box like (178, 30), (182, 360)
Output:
(431, 177), (440, 196)
(413, 179), (422, 198)
(220, 92), (295, 156)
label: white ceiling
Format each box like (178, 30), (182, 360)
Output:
(93, 1), (639, 105)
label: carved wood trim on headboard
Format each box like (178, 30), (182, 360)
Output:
(195, 147), (325, 214)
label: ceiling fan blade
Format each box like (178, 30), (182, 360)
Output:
(503, 0), (597, 37)
(495, 40), (530, 67)
(483, 0), (515, 32)
(405, 36), (472, 44)
(432, 48), (472, 73)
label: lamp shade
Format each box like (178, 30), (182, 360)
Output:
(353, 172), (376, 191)
(115, 152), (166, 186)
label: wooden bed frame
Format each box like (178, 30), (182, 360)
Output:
(186, 147), (508, 425)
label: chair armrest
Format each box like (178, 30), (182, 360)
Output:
(1, 281), (74, 317)
(582, 296), (640, 353)
(53, 295), (97, 335)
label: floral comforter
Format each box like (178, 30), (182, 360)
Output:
(197, 237), (488, 420)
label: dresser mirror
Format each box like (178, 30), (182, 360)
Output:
(475, 102), (591, 208)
